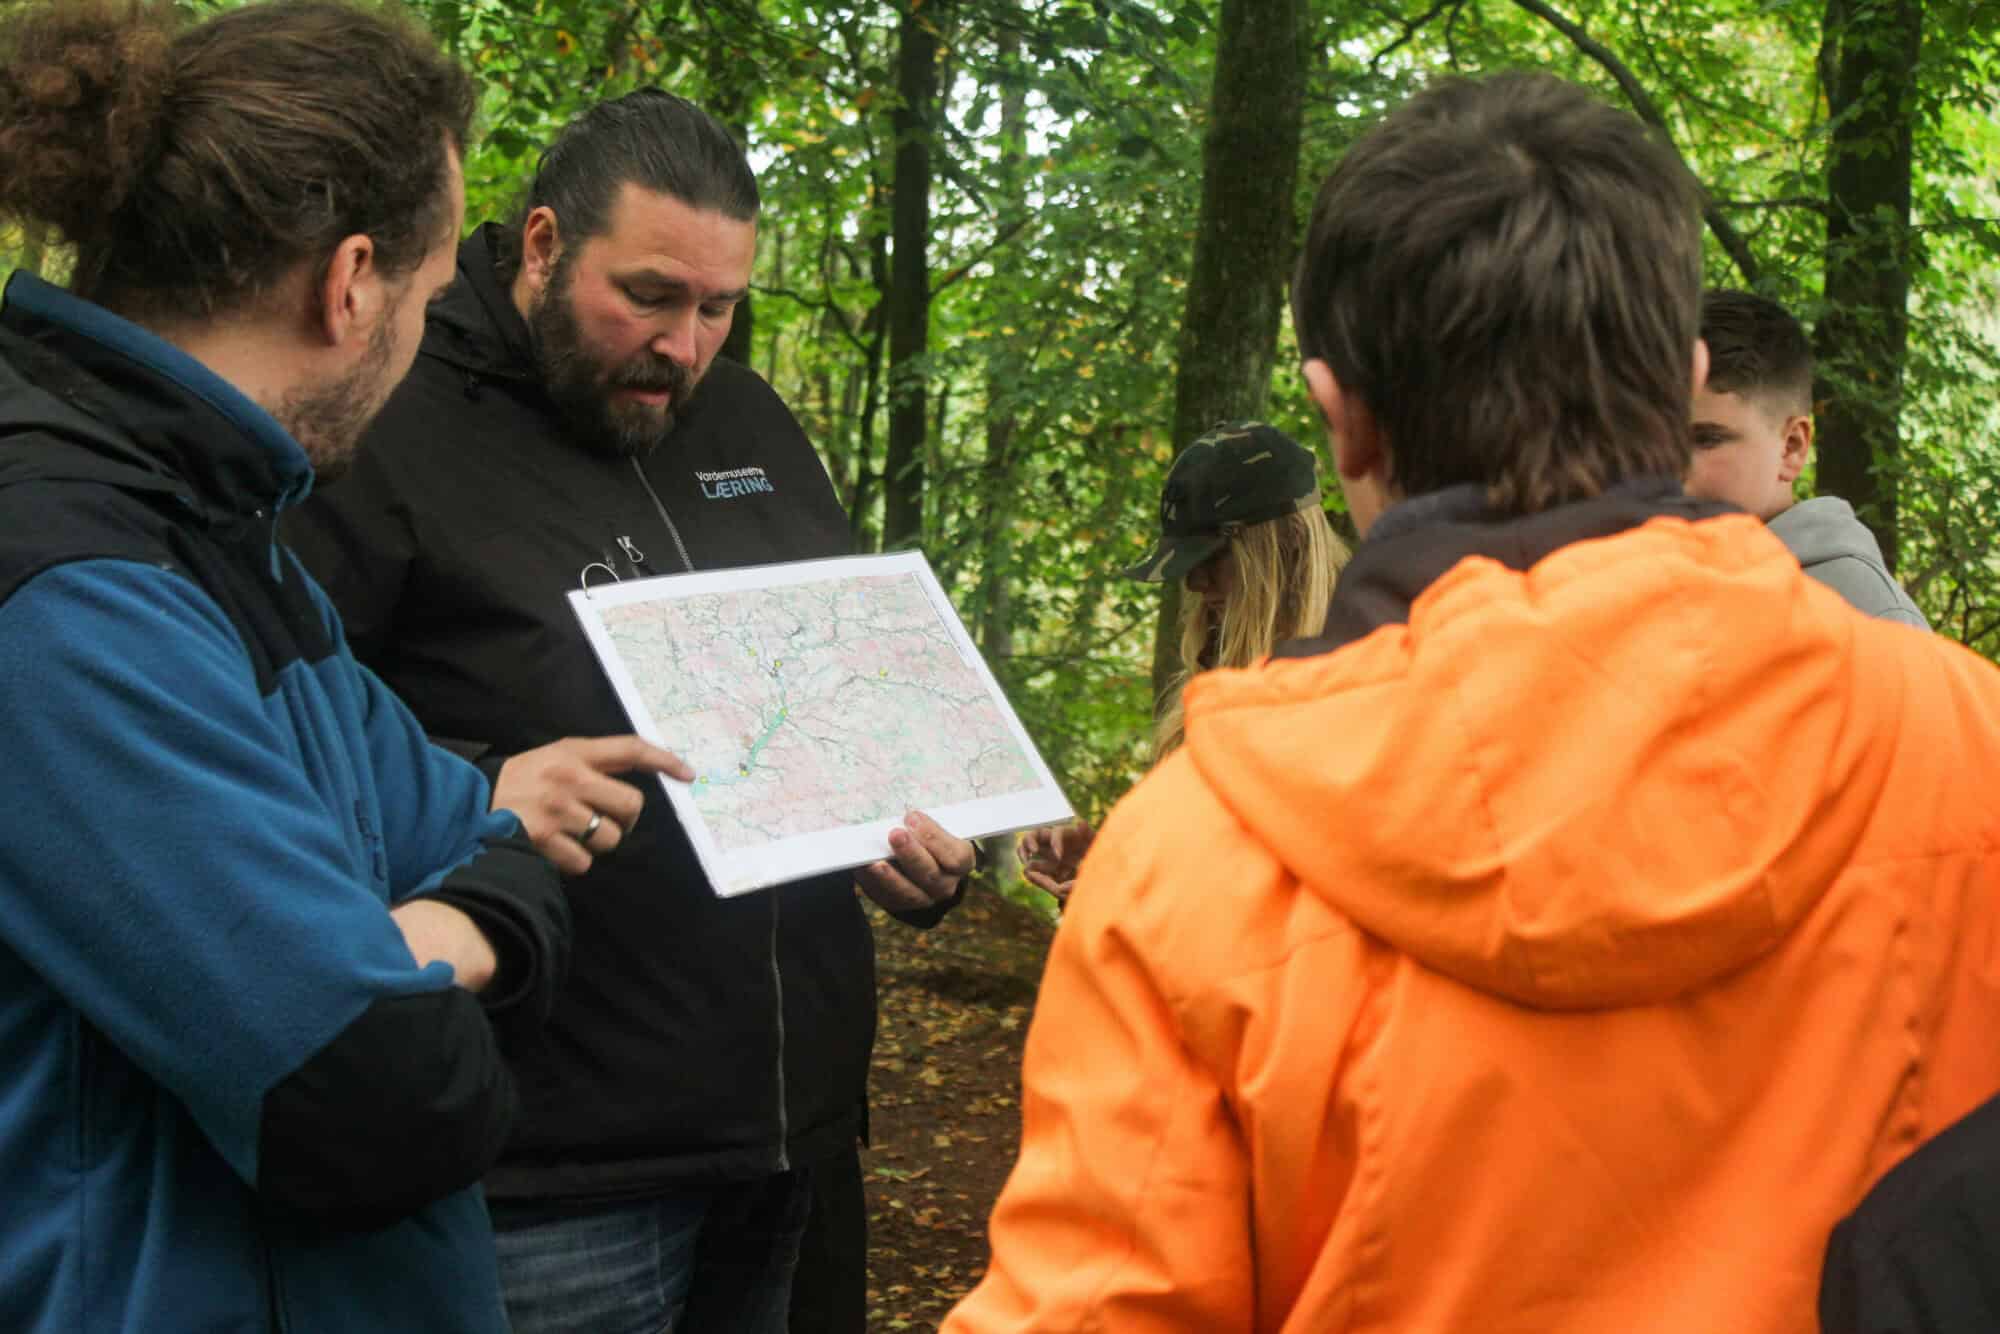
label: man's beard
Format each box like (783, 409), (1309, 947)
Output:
(282, 318), (395, 485)
(529, 253), (698, 458)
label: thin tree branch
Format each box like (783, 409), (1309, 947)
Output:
(1006, 611), (1159, 666)
(931, 216), (1036, 296)
(1509, 0), (1764, 286)
(587, 2), (647, 88)
(1710, 195), (1832, 213)
(1964, 610), (2000, 648)
(754, 284), (872, 357)
(1911, 217), (2000, 238)
(1817, 0), (1844, 117)
(1372, 0), (1466, 69)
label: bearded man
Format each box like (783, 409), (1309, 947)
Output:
(286, 89), (972, 1334)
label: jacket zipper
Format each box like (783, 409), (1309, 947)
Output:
(770, 892), (789, 1171)
(263, 1235), (292, 1333)
(627, 456), (786, 1166)
(630, 458), (694, 572)
(255, 506), (281, 580)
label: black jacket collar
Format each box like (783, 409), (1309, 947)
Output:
(0, 272), (314, 520)
(1278, 476), (1735, 659)
(421, 223), (539, 382)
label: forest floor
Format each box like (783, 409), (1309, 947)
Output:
(861, 884), (1056, 1330)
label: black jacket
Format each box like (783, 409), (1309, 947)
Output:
(1820, 1091), (2000, 1333)
(288, 225), (944, 1200)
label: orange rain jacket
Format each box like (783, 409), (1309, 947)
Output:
(946, 494), (2000, 1334)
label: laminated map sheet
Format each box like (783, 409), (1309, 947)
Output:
(569, 551), (1074, 896)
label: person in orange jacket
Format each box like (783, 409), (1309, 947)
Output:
(944, 71), (2000, 1334)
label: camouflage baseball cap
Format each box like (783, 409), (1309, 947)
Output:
(1122, 421), (1322, 583)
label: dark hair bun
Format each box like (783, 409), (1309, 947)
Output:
(0, 1), (176, 250)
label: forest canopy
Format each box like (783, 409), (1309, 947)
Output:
(7, 0), (1996, 847)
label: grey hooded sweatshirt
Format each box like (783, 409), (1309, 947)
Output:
(1767, 496), (1929, 629)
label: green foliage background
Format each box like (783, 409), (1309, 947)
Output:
(6, 0), (1997, 885)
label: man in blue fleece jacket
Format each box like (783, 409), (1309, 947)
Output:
(0, 3), (596, 1330)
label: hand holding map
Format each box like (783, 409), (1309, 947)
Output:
(856, 810), (978, 913)
(569, 552), (1073, 896)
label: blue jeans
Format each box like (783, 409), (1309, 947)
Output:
(489, 1169), (814, 1334)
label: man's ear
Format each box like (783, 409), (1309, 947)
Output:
(1778, 412), (1813, 485)
(518, 206), (563, 297)
(1302, 358), (1383, 485)
(1305, 357), (1395, 538)
(314, 233), (380, 349)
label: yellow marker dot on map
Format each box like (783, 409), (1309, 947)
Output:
(739, 765), (749, 776)
(878, 668), (888, 678)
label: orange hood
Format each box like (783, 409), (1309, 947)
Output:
(1182, 510), (1894, 1010)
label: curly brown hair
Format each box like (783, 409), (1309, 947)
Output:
(0, 0), (473, 322)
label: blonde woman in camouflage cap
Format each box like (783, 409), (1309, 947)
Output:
(1019, 421), (1345, 903)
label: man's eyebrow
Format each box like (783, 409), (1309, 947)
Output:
(618, 271), (749, 304)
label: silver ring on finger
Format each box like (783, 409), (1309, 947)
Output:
(575, 811), (604, 844)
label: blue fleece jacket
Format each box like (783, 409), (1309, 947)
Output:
(0, 273), (542, 1333)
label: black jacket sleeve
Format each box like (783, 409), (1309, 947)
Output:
(1819, 1092), (2000, 1333)
(889, 879), (967, 931)
(884, 838), (988, 930)
(255, 835), (567, 1229)
(418, 831), (570, 1024)
(256, 986), (515, 1231)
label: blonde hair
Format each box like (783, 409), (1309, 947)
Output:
(1151, 504), (1345, 762)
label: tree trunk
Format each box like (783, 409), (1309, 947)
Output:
(1150, 0), (1312, 708)
(837, 357), (865, 507)
(850, 323), (887, 552)
(431, 0), (464, 54)
(977, 34), (1030, 676)
(928, 382), (950, 544)
(1813, 0), (1922, 571)
(978, 417), (1018, 660)
(883, 0), (941, 550)
(813, 361), (841, 495)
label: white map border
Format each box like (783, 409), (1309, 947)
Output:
(569, 551), (1074, 896)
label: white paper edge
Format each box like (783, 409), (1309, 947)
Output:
(567, 551), (1074, 896)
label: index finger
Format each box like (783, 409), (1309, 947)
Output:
(574, 734), (695, 782)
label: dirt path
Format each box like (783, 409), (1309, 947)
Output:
(861, 886), (1055, 1330)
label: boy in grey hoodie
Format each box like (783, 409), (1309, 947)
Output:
(1685, 289), (1928, 628)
